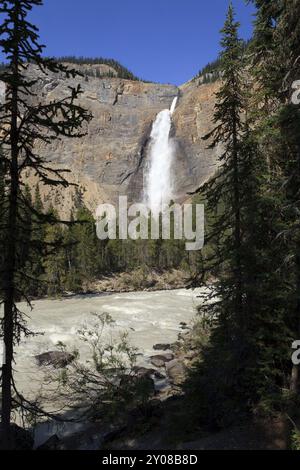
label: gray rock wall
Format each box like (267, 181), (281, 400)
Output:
(0, 64), (219, 215)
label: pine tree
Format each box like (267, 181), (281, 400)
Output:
(192, 4), (252, 423)
(0, 0), (92, 448)
(43, 208), (66, 296)
(63, 211), (82, 292)
(73, 207), (100, 288)
(16, 183), (48, 298)
(188, 3), (289, 425)
(201, 2), (245, 328)
(250, 0), (300, 396)
(275, 0), (300, 396)
(271, 1), (300, 395)
(17, 184), (33, 297)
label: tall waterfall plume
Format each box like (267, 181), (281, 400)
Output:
(144, 97), (178, 216)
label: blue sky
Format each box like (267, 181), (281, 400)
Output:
(2, 0), (256, 85)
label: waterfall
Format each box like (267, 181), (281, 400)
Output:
(144, 97), (178, 216)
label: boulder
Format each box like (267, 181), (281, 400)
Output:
(150, 357), (165, 368)
(150, 353), (174, 368)
(166, 359), (187, 385)
(133, 366), (165, 380)
(35, 351), (75, 368)
(133, 366), (154, 377)
(153, 343), (172, 351)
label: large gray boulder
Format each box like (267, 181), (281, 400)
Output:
(153, 343), (172, 351)
(166, 359), (187, 384)
(35, 350), (75, 368)
(150, 353), (174, 368)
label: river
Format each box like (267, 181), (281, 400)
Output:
(3, 288), (202, 401)
(1, 288), (203, 447)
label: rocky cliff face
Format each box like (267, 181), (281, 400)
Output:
(0, 63), (220, 216)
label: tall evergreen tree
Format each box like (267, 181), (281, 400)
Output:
(250, 0), (300, 396)
(73, 207), (100, 287)
(192, 4), (253, 423)
(0, 0), (91, 448)
(201, 2), (246, 332)
(275, 0), (300, 396)
(27, 184), (46, 296)
(189, 3), (289, 425)
(63, 211), (82, 292)
(43, 207), (66, 296)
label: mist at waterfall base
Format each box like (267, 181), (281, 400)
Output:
(144, 97), (178, 216)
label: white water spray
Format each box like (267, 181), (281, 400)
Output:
(144, 97), (178, 216)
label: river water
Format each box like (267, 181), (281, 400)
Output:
(4, 288), (202, 402)
(1, 288), (203, 447)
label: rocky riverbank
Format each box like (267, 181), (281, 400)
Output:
(34, 320), (200, 450)
(2, 288), (203, 449)
(32, 319), (290, 451)
(6, 304), (291, 451)
(90, 268), (193, 294)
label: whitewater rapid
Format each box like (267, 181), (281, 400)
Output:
(0, 287), (204, 447)
(4, 288), (202, 402)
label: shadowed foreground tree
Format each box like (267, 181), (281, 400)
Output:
(250, 0), (300, 398)
(189, 5), (253, 423)
(0, 0), (92, 449)
(187, 3), (289, 427)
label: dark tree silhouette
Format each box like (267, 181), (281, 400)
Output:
(187, 3), (290, 426)
(0, 0), (92, 448)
